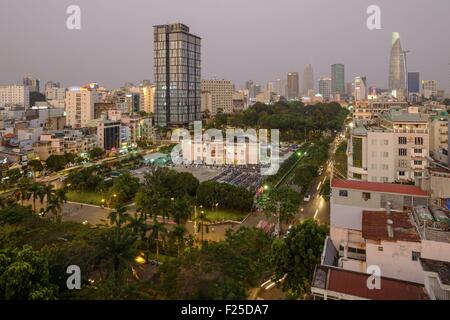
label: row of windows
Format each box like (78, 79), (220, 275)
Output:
(338, 190), (371, 201)
(398, 137), (424, 145)
(399, 148), (423, 156)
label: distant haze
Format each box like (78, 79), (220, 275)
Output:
(0, 0), (449, 91)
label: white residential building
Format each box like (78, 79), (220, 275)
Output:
(0, 85), (30, 108)
(312, 178), (450, 300)
(348, 107), (430, 183)
(201, 79), (234, 115)
(65, 87), (100, 128)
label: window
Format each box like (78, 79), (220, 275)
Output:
(414, 160), (423, 165)
(371, 139), (377, 145)
(412, 251), (421, 261)
(399, 171), (406, 176)
(382, 164), (389, 170)
(398, 160), (408, 168)
(383, 140), (389, 146)
(415, 137), (424, 145)
(381, 152), (389, 158)
(398, 137), (407, 145)
(372, 151), (377, 158)
(399, 148), (407, 156)
(353, 173), (362, 180)
(414, 172), (423, 177)
(362, 192), (371, 201)
(378, 246), (383, 252)
(339, 190), (348, 197)
(414, 148), (422, 154)
(381, 177), (389, 183)
(371, 164), (377, 170)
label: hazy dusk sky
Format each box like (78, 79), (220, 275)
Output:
(1, 0), (449, 91)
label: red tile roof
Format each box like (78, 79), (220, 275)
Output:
(362, 211), (421, 242)
(331, 179), (428, 197)
(326, 267), (429, 300)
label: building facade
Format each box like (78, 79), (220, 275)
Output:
(331, 64), (345, 97)
(389, 32), (407, 99)
(287, 72), (299, 100)
(0, 85), (30, 109)
(65, 87), (100, 128)
(154, 23), (201, 127)
(201, 79), (233, 115)
(319, 77), (332, 100)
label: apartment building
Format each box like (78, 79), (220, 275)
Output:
(430, 111), (449, 154)
(348, 107), (430, 183)
(311, 178), (450, 300)
(0, 85), (30, 109)
(201, 80), (233, 115)
(65, 87), (100, 128)
(97, 120), (121, 151)
(139, 84), (155, 114)
(353, 101), (408, 123)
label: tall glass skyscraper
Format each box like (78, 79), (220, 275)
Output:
(154, 23), (201, 127)
(389, 32), (406, 97)
(331, 64), (345, 96)
(408, 72), (420, 94)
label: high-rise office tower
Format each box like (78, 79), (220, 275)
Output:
(287, 72), (299, 100)
(154, 23), (201, 127)
(318, 77), (332, 100)
(331, 64), (345, 96)
(23, 76), (40, 93)
(389, 32), (406, 98)
(407, 72), (420, 94)
(302, 64), (314, 95)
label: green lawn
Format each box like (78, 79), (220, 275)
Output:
(203, 209), (248, 222)
(67, 191), (104, 206)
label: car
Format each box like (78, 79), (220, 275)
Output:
(303, 194), (311, 202)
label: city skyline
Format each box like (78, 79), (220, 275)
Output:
(0, 0), (449, 91)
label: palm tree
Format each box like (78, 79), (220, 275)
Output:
(41, 183), (55, 208)
(96, 226), (137, 294)
(29, 183), (44, 213)
(195, 211), (211, 247)
(148, 217), (167, 261)
(13, 177), (31, 206)
(45, 189), (67, 223)
(108, 205), (130, 229)
(171, 225), (187, 257)
(127, 212), (148, 242)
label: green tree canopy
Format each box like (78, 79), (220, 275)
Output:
(271, 219), (327, 298)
